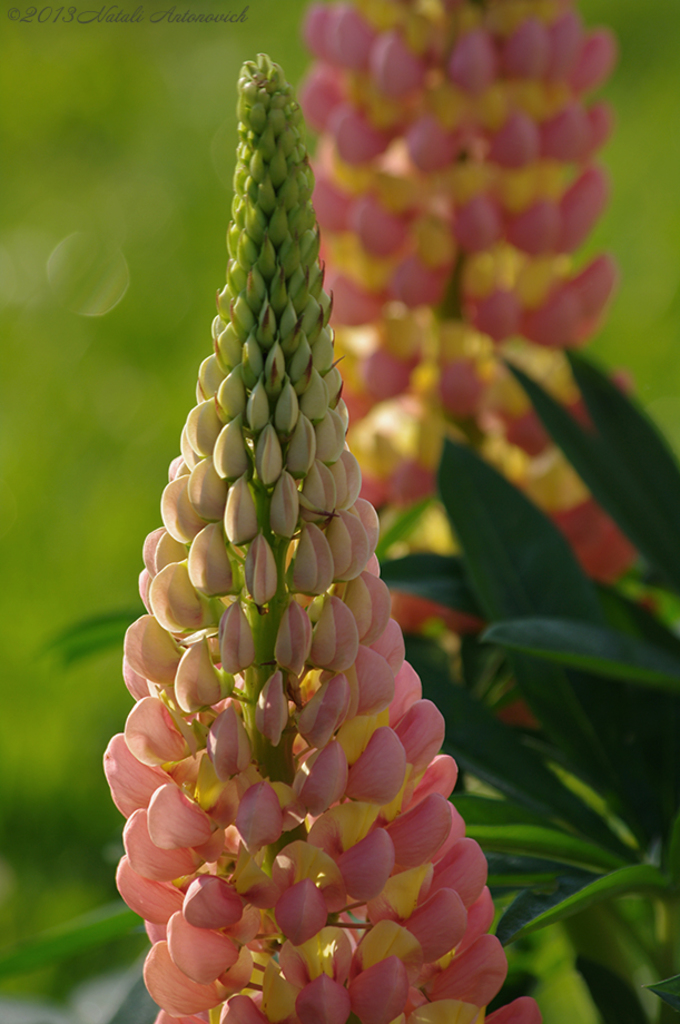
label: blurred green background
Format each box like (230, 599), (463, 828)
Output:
(0, 0), (679, 1015)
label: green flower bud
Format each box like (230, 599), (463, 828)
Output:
(246, 375), (270, 433)
(217, 366), (247, 421)
(255, 423), (283, 487)
(288, 266), (309, 315)
(237, 230), (259, 271)
(290, 336), (313, 395)
(257, 234), (277, 282)
(241, 333), (264, 388)
(274, 378), (299, 437)
(286, 413), (316, 479)
(216, 322), (243, 371)
(279, 300), (301, 355)
(257, 302), (277, 349)
(299, 368), (329, 424)
(268, 204), (289, 248)
(246, 266), (267, 313)
(323, 365), (343, 407)
(277, 234), (300, 279)
(258, 177), (277, 216)
(311, 326), (334, 374)
(228, 258), (248, 298)
(300, 294), (321, 338)
(269, 266), (288, 317)
(264, 341), (285, 398)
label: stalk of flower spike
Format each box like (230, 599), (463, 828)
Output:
(105, 55), (542, 1024)
(299, 0), (633, 585)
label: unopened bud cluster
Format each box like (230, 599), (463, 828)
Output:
(300, 0), (633, 582)
(105, 55), (541, 1024)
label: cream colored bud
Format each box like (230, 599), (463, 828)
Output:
(188, 523), (236, 597)
(314, 408), (346, 465)
(275, 600), (312, 676)
(187, 458), (228, 522)
(279, 300), (300, 354)
(270, 471), (300, 538)
(325, 509), (371, 582)
(180, 425), (201, 472)
(255, 423), (283, 486)
(300, 460), (337, 522)
(274, 379), (299, 437)
(231, 294), (256, 339)
(217, 322), (243, 370)
(256, 671), (289, 747)
(351, 498), (380, 558)
(245, 533), (278, 606)
(175, 637), (233, 713)
(218, 367), (247, 420)
(291, 523), (334, 595)
(149, 560), (214, 633)
(311, 326), (334, 374)
(286, 413), (316, 478)
(197, 354), (226, 401)
(224, 474), (258, 545)
(330, 451), (362, 510)
(219, 602), (255, 676)
(161, 475), (206, 544)
(299, 368), (329, 423)
(186, 399), (222, 457)
(247, 376), (271, 432)
(300, 295), (321, 337)
(214, 415), (250, 481)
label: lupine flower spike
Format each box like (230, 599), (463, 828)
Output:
(300, 0), (633, 585)
(105, 55), (541, 1024)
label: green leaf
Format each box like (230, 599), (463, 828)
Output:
(464, 824), (628, 873)
(379, 553), (482, 618)
(374, 496), (433, 562)
(645, 974), (680, 1012)
(436, 439), (604, 624)
(667, 808), (680, 882)
(576, 956), (648, 1024)
(436, 440), (630, 793)
(45, 609), (141, 666)
(484, 617), (680, 692)
(0, 902), (142, 978)
(486, 852), (569, 890)
(509, 356), (680, 594)
(496, 864), (669, 944)
(451, 795), (548, 829)
(406, 634), (631, 858)
(106, 972), (159, 1024)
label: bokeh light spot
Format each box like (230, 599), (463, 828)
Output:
(47, 232), (129, 316)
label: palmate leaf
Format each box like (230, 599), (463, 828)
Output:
(509, 355), (680, 594)
(379, 553), (482, 618)
(576, 956), (648, 1024)
(483, 617), (680, 692)
(495, 864), (669, 945)
(645, 974), (680, 1012)
(405, 634), (632, 859)
(0, 902), (141, 978)
(435, 440), (645, 805)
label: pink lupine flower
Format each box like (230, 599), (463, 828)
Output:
(105, 55), (541, 1024)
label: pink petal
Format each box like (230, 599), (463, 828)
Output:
(439, 359), (485, 417)
(299, 63), (344, 133)
(183, 874), (244, 930)
(297, 973), (352, 1024)
(568, 253), (618, 320)
(354, 645), (395, 716)
(349, 956), (409, 1024)
(327, 271), (384, 326)
(124, 614), (183, 687)
(507, 201), (560, 255)
(104, 733), (166, 818)
(168, 910), (239, 984)
(570, 29), (617, 93)
(276, 877), (329, 946)
(361, 348), (414, 401)
(371, 29), (426, 98)
(235, 781), (283, 851)
(207, 703), (252, 780)
(546, 11), (583, 81)
(125, 696), (189, 767)
(558, 165), (609, 252)
(310, 595), (360, 672)
(430, 933), (508, 1006)
(394, 698), (445, 772)
(454, 195), (502, 252)
(350, 194), (409, 257)
(410, 754), (458, 803)
(540, 103), (590, 162)
(329, 104), (391, 165)
(298, 673), (351, 749)
(489, 112), (540, 168)
(124, 808), (198, 881)
(391, 255), (450, 306)
(502, 18), (549, 78)
(326, 3), (376, 71)
(473, 289), (520, 341)
(457, 886), (495, 953)
(386, 793), (453, 866)
(431, 837), (489, 908)
(337, 828), (395, 902)
(144, 940), (225, 1017)
(448, 29), (498, 95)
(522, 286), (581, 347)
(147, 782), (213, 850)
(405, 887), (467, 962)
(388, 660), (423, 727)
(303, 2), (333, 61)
(344, 571), (391, 646)
(221, 996), (268, 1024)
(486, 996), (543, 1024)
(297, 741), (348, 815)
(369, 619), (405, 675)
(116, 856), (184, 924)
(314, 176), (353, 233)
(345, 726), (406, 804)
